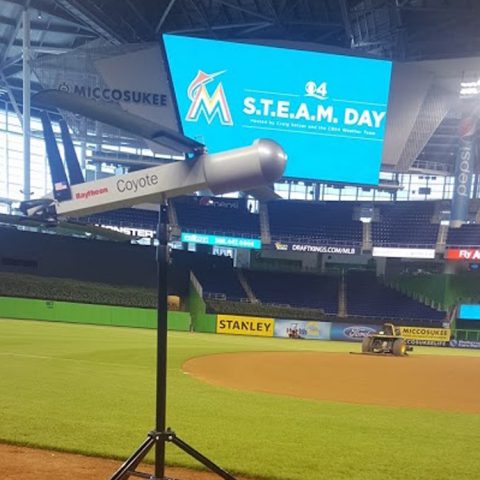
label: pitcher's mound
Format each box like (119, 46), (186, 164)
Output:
(183, 351), (480, 413)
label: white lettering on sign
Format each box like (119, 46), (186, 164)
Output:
(456, 148), (472, 197)
(242, 99), (386, 130)
(445, 249), (480, 261)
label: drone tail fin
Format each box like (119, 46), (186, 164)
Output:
(59, 118), (85, 185)
(40, 111), (72, 202)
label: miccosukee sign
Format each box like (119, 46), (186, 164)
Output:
(398, 326), (451, 346)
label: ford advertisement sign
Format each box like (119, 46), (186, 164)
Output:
(330, 323), (379, 342)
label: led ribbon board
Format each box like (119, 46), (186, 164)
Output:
(372, 247), (436, 259)
(163, 34), (392, 185)
(458, 305), (480, 320)
(445, 248), (480, 261)
(181, 232), (261, 249)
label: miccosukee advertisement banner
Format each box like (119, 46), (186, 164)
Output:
(398, 326), (451, 346)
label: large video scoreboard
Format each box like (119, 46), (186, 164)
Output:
(163, 34), (392, 185)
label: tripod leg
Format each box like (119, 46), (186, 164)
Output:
(170, 435), (237, 480)
(110, 434), (156, 480)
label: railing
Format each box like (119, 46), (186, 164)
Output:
(249, 262), (321, 274)
(204, 298), (327, 320)
(410, 159), (453, 175)
(346, 314), (444, 326)
(190, 271), (203, 299)
(204, 292), (249, 303)
(259, 202), (271, 245)
(446, 243), (480, 248)
(371, 242), (437, 249)
(362, 221), (372, 251)
(271, 235), (361, 247)
(454, 329), (480, 342)
(179, 227), (259, 239)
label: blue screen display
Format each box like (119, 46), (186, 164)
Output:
(181, 232), (261, 249)
(163, 34), (392, 185)
(458, 304), (480, 320)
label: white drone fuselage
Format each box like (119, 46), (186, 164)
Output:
(46, 139), (286, 218)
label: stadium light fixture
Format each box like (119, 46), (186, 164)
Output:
(460, 79), (480, 97)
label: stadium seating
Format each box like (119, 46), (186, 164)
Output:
(447, 224), (480, 247)
(268, 201), (362, 246)
(372, 202), (439, 247)
(0, 272), (156, 308)
(243, 269), (339, 314)
(80, 200), (450, 251)
(174, 196), (260, 237)
(84, 208), (158, 231)
(193, 264), (247, 301)
(205, 298), (324, 320)
(346, 270), (445, 325)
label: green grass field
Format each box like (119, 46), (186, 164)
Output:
(1, 318), (479, 480)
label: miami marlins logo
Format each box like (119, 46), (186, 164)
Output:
(186, 70), (233, 126)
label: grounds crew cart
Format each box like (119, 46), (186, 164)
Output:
(361, 323), (413, 356)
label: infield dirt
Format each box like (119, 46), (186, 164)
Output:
(0, 443), (253, 480)
(183, 351), (480, 413)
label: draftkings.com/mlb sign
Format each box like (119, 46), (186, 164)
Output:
(273, 241), (358, 255)
(163, 34), (392, 185)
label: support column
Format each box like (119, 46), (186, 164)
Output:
(80, 118), (87, 170)
(444, 261), (459, 275)
(375, 257), (387, 277)
(22, 8), (31, 201)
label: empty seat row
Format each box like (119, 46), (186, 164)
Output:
(243, 269), (339, 313)
(346, 270), (445, 322)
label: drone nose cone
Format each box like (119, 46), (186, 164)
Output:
(202, 139), (287, 195)
(255, 139), (287, 182)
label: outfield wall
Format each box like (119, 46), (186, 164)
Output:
(214, 313), (452, 345)
(0, 296), (191, 331)
(1, 296), (462, 346)
(187, 278), (217, 333)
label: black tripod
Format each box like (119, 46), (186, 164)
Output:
(109, 200), (236, 480)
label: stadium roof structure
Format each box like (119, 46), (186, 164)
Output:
(1, 0), (480, 177)
(1, 1), (479, 66)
